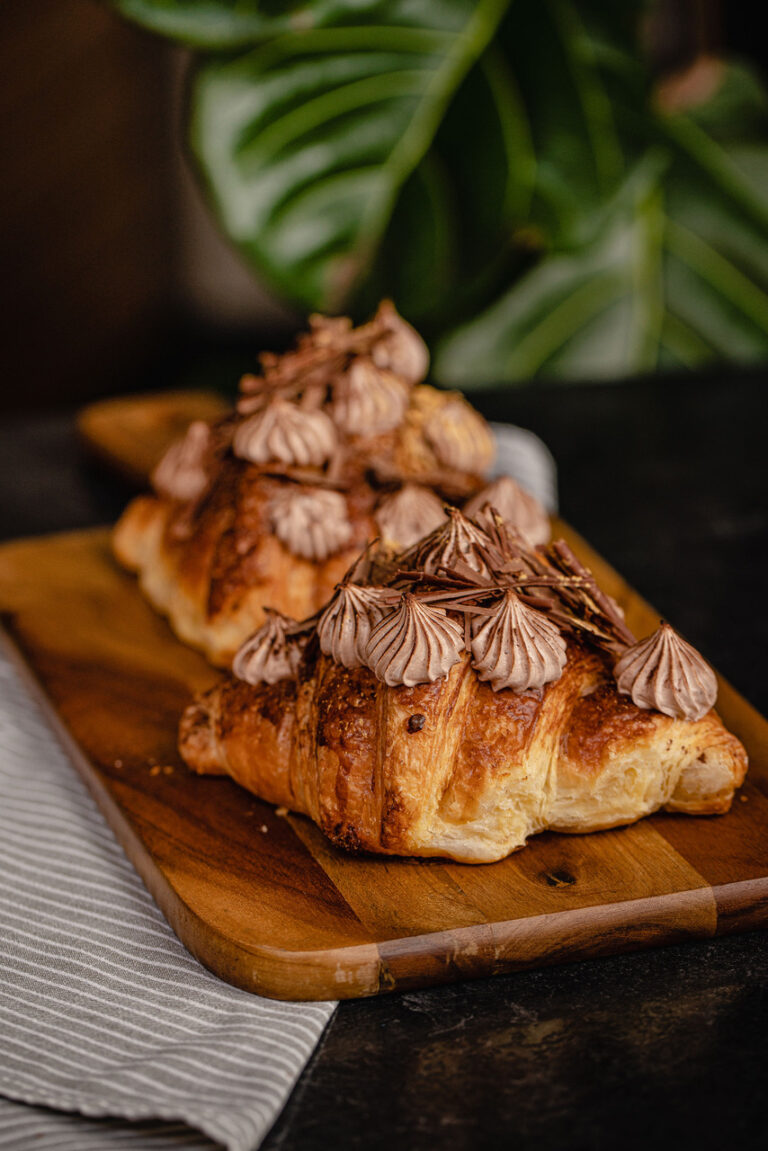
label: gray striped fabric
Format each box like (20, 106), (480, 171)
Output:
(0, 424), (555, 1149)
(0, 1098), (218, 1149)
(0, 637), (335, 1151)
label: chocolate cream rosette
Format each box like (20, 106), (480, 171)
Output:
(114, 301), (549, 665)
(179, 511), (747, 863)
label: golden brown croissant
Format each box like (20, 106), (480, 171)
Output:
(180, 645), (746, 863)
(113, 450), (378, 666)
(178, 515), (747, 863)
(113, 303), (510, 666)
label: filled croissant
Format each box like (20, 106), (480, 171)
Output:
(113, 302), (548, 666)
(179, 512), (748, 863)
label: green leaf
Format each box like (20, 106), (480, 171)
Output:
(111, 0), (472, 50)
(434, 144), (768, 386)
(189, 1), (518, 314)
(111, 0), (768, 385)
(188, 0), (637, 317)
(498, 0), (626, 248)
(111, 0), (278, 48)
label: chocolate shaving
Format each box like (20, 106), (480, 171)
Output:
(361, 513), (636, 655)
(236, 311), (392, 411)
(253, 502), (637, 690)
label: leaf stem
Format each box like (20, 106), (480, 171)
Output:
(506, 272), (624, 377)
(627, 175), (665, 371)
(667, 220), (768, 336)
(549, 0), (623, 193)
(662, 115), (768, 237)
(352, 0), (514, 285)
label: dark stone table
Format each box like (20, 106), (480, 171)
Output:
(2, 370), (767, 1151)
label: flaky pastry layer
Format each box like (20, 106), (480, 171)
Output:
(113, 385), (490, 666)
(113, 462), (375, 667)
(179, 642), (748, 862)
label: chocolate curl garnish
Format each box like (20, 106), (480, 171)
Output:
(235, 303), (404, 412)
(544, 540), (635, 650)
(339, 540), (379, 587)
(472, 516), (633, 653)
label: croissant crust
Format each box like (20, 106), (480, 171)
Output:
(113, 385), (490, 666)
(113, 456), (375, 666)
(179, 641), (748, 863)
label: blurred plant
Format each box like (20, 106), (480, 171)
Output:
(110, 0), (768, 386)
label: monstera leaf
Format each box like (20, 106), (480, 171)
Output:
(112, 0), (431, 49)
(187, 0), (643, 321)
(436, 84), (768, 384)
(108, 0), (768, 382)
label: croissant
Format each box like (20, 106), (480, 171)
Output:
(179, 516), (748, 863)
(113, 302), (515, 667)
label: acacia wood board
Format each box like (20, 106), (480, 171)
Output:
(2, 520), (768, 1001)
(77, 390), (230, 487)
(6, 390), (768, 1000)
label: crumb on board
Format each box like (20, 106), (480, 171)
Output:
(275, 806), (289, 817)
(149, 765), (162, 776)
(260, 825), (268, 834)
(113, 759), (123, 769)
(740, 794), (749, 802)
(162, 765), (174, 775)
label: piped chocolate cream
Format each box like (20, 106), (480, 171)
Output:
(365, 594), (464, 687)
(424, 398), (495, 475)
(232, 515), (653, 697)
(370, 299), (430, 384)
(415, 507), (492, 578)
(151, 420), (211, 502)
(374, 485), (447, 549)
(614, 622), (718, 721)
(233, 399), (337, 468)
(470, 590), (566, 692)
(317, 583), (389, 668)
(464, 476), (550, 546)
(269, 487), (353, 562)
(233, 610), (307, 685)
(332, 356), (410, 435)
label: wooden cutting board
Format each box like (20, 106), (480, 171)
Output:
(0, 393), (766, 1002)
(78, 390), (230, 486)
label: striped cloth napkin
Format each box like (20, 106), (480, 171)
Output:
(0, 424), (556, 1150)
(0, 640), (335, 1151)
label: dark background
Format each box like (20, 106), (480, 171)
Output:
(1, 0), (767, 414)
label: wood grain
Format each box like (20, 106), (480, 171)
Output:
(0, 390), (765, 1001)
(77, 391), (229, 487)
(1, 523), (765, 1001)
